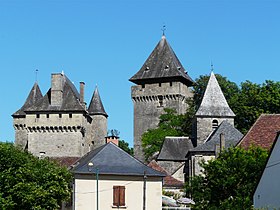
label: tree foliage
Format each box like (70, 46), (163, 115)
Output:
(185, 146), (268, 209)
(0, 143), (72, 210)
(142, 108), (189, 161)
(119, 139), (134, 156)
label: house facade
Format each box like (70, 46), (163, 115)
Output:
(72, 142), (165, 210)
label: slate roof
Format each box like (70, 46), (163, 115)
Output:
(25, 74), (85, 112)
(148, 160), (184, 188)
(157, 137), (193, 161)
(195, 71), (235, 117)
(129, 35), (194, 86)
(13, 82), (43, 116)
(188, 121), (243, 154)
(238, 114), (280, 150)
(88, 86), (108, 117)
(72, 142), (165, 177)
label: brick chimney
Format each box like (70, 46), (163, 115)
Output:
(51, 73), (64, 106)
(79, 82), (86, 108)
(105, 136), (119, 146)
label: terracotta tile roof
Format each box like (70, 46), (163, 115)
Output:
(51, 157), (80, 168)
(239, 114), (280, 150)
(148, 160), (184, 188)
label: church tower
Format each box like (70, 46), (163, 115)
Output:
(88, 86), (108, 150)
(194, 71), (235, 146)
(130, 35), (194, 161)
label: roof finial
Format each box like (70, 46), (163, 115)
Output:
(211, 61), (214, 72)
(35, 69), (39, 83)
(161, 24), (166, 36)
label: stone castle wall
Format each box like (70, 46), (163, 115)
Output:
(132, 81), (193, 161)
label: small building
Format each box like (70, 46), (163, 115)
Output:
(254, 132), (280, 209)
(72, 142), (165, 210)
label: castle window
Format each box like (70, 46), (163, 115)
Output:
(69, 113), (72, 118)
(212, 119), (218, 130)
(46, 114), (49, 118)
(59, 114), (62, 118)
(36, 114), (40, 118)
(170, 82), (173, 87)
(158, 95), (163, 107)
(141, 84), (145, 89)
(159, 83), (161, 87)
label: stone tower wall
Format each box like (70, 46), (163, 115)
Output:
(132, 81), (193, 161)
(90, 114), (107, 150)
(19, 113), (89, 157)
(194, 117), (234, 146)
(14, 118), (28, 149)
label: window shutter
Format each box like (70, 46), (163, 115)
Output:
(113, 186), (125, 206)
(113, 186), (119, 206)
(119, 186), (125, 206)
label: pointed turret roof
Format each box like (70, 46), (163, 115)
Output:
(25, 74), (85, 112)
(129, 35), (194, 86)
(88, 86), (108, 117)
(13, 82), (43, 116)
(195, 72), (235, 117)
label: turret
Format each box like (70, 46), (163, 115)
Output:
(88, 86), (108, 150)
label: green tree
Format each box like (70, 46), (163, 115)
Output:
(119, 139), (134, 156)
(185, 146), (268, 210)
(142, 108), (188, 161)
(0, 143), (72, 210)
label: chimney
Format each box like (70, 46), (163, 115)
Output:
(105, 136), (119, 146)
(51, 73), (64, 106)
(220, 133), (225, 152)
(80, 82), (86, 107)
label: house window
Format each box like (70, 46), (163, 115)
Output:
(113, 186), (125, 207)
(212, 119), (218, 130)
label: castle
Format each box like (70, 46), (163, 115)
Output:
(13, 72), (108, 158)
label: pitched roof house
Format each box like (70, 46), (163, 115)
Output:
(72, 142), (165, 210)
(254, 132), (280, 209)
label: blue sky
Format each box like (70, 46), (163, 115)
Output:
(0, 0), (279, 147)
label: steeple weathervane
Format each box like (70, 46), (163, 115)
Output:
(161, 25), (166, 36)
(35, 69), (39, 82)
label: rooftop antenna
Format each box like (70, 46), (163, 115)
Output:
(161, 24), (166, 36)
(35, 69), (39, 83)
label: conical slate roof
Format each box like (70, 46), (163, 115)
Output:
(72, 142), (165, 177)
(88, 86), (108, 117)
(12, 82), (43, 116)
(129, 35), (194, 86)
(195, 72), (235, 117)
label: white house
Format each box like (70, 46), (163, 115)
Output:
(254, 132), (280, 209)
(72, 142), (165, 210)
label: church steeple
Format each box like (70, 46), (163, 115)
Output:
(129, 36), (194, 86)
(88, 86), (108, 117)
(194, 71), (235, 146)
(196, 71), (235, 117)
